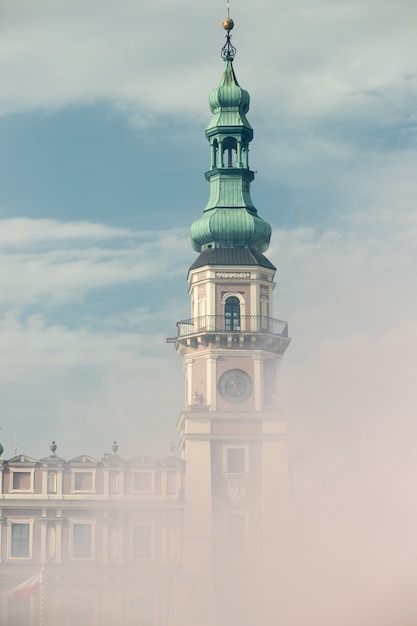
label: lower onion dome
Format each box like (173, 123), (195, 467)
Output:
(190, 207), (271, 253)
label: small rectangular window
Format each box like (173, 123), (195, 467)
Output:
(136, 596), (154, 626)
(74, 472), (93, 492)
(227, 448), (246, 474)
(7, 594), (30, 624)
(227, 514), (246, 553)
(12, 472), (31, 491)
(73, 524), (92, 559)
(11, 523), (30, 558)
(132, 525), (152, 560)
(65, 594), (95, 623)
(133, 472), (153, 492)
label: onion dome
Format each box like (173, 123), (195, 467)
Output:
(191, 207), (271, 253)
(207, 59), (252, 133)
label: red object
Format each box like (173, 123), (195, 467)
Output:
(12, 572), (43, 600)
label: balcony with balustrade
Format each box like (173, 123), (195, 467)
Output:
(169, 315), (290, 354)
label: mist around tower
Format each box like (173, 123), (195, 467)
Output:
(0, 3), (416, 626)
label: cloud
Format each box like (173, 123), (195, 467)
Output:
(0, 204), (414, 462)
(0, 216), (189, 457)
(0, 313), (157, 379)
(0, 307), (184, 458)
(0, 0), (217, 119)
(0, 217), (131, 246)
(2, 0), (417, 131)
(0, 218), (189, 305)
(275, 211), (417, 470)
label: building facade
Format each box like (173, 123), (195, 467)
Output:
(0, 443), (185, 625)
(0, 18), (290, 626)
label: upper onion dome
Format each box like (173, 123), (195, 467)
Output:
(207, 59), (252, 133)
(209, 59), (250, 117)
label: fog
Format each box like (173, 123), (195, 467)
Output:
(3, 399), (416, 626)
(2, 1), (417, 624)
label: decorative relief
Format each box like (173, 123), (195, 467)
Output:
(198, 285), (206, 299)
(227, 478), (246, 505)
(260, 285), (269, 296)
(192, 391), (205, 405)
(221, 291), (243, 298)
(259, 273), (269, 281)
(216, 272), (251, 279)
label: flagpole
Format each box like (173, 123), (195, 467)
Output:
(40, 563), (45, 626)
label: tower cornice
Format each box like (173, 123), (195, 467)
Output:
(204, 167), (254, 183)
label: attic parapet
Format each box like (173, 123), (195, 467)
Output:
(0, 451), (186, 502)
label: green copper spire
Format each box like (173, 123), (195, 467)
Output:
(190, 19), (271, 254)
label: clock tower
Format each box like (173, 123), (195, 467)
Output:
(173, 18), (290, 626)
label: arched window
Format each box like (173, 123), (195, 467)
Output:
(211, 139), (219, 169)
(48, 471), (57, 494)
(225, 296), (241, 331)
(223, 137), (237, 167)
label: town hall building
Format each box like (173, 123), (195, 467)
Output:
(0, 17), (291, 626)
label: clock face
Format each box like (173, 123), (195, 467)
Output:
(218, 369), (253, 403)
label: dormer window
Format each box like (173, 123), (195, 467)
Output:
(9, 469), (35, 493)
(72, 470), (95, 493)
(13, 472), (31, 490)
(132, 471), (154, 494)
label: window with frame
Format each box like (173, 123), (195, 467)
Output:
(11, 523), (30, 558)
(12, 471), (31, 491)
(226, 447), (246, 474)
(65, 593), (95, 623)
(136, 595), (154, 626)
(73, 471), (94, 492)
(133, 472), (153, 493)
(72, 523), (92, 559)
(132, 525), (152, 560)
(122, 593), (154, 626)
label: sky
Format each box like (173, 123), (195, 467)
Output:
(0, 0), (417, 468)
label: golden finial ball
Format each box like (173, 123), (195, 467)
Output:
(222, 18), (234, 31)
